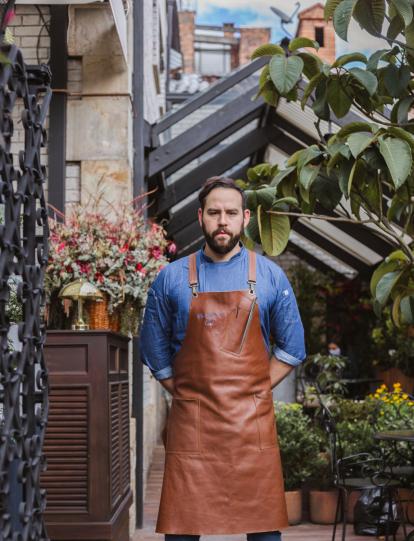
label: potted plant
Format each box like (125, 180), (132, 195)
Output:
(275, 401), (325, 525)
(45, 199), (175, 334)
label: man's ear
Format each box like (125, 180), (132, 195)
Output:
(243, 208), (251, 228)
(198, 207), (203, 227)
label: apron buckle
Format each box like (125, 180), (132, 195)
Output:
(247, 280), (256, 295)
(190, 283), (198, 297)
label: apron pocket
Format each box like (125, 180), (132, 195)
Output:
(166, 397), (200, 453)
(253, 390), (278, 449)
(221, 297), (256, 355)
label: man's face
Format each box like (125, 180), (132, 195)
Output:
(198, 187), (250, 255)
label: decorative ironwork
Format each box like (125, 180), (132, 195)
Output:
(0, 43), (51, 540)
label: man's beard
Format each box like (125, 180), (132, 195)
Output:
(201, 221), (243, 255)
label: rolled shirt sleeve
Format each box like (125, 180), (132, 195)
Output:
(139, 270), (174, 380)
(271, 268), (306, 367)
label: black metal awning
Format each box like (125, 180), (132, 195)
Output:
(146, 58), (397, 278)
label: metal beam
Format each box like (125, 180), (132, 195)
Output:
(156, 126), (270, 214)
(293, 221), (371, 276)
(48, 7), (68, 213)
(154, 56), (267, 134)
(160, 106), (264, 179)
(149, 87), (264, 178)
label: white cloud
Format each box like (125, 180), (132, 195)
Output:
(197, 0), (319, 16)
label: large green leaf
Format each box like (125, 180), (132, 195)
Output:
(383, 64), (411, 97)
(370, 259), (401, 296)
(270, 166), (296, 187)
(311, 173), (343, 210)
(378, 136), (412, 188)
(312, 78), (330, 120)
(255, 187), (277, 208)
(387, 126), (414, 154)
(251, 44), (285, 59)
(333, 0), (357, 41)
(391, 0), (413, 26)
(245, 211), (261, 243)
(327, 77), (352, 117)
(353, 0), (385, 35)
(336, 159), (354, 195)
(405, 20), (414, 56)
(301, 73), (324, 109)
(269, 55), (304, 95)
(395, 96), (414, 123)
(299, 164), (321, 192)
(349, 67), (378, 95)
(347, 132), (373, 157)
(296, 52), (324, 79)
(367, 49), (392, 70)
(375, 270), (404, 305)
(401, 296), (414, 324)
(297, 145), (323, 170)
(336, 122), (374, 139)
(325, 0), (342, 20)
(257, 205), (290, 256)
(289, 37), (319, 51)
(387, 13), (405, 41)
(332, 52), (367, 67)
(348, 158), (365, 195)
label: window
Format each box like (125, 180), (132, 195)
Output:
(315, 27), (325, 47)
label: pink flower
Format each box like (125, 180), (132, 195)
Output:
(57, 242), (66, 252)
(136, 263), (143, 271)
(94, 272), (104, 284)
(151, 246), (162, 260)
(4, 10), (15, 26)
(167, 242), (177, 254)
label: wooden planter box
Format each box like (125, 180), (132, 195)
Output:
(41, 331), (132, 541)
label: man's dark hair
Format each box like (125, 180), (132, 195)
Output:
(198, 176), (247, 211)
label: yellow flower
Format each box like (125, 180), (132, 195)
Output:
(403, 393), (408, 400)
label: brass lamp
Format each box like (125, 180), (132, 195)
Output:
(58, 279), (103, 330)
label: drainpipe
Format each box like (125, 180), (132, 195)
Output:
(132, 0), (144, 529)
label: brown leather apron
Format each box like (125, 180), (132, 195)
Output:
(156, 249), (288, 535)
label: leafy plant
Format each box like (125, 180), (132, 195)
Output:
(245, 0), (414, 324)
(370, 307), (414, 375)
(275, 401), (325, 491)
(289, 262), (334, 355)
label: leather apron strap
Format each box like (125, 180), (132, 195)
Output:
(188, 248), (256, 296)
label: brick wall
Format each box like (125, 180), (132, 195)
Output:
(9, 7), (82, 213)
(238, 27), (271, 66)
(9, 6), (50, 200)
(297, 3), (336, 64)
(178, 10), (195, 73)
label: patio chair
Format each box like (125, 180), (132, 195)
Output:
(316, 395), (407, 541)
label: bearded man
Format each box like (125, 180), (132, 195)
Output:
(139, 176), (306, 541)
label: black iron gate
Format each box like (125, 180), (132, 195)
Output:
(0, 26), (51, 541)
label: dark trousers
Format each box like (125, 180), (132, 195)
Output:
(165, 532), (282, 541)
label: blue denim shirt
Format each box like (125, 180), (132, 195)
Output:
(139, 242), (306, 380)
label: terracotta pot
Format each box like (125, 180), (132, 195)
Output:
(285, 490), (302, 525)
(376, 368), (414, 394)
(346, 490), (361, 523)
(398, 488), (414, 523)
(309, 489), (338, 524)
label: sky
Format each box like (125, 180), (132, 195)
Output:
(190, 0), (387, 58)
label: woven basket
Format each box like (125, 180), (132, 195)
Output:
(87, 294), (119, 332)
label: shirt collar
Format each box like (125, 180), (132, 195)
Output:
(199, 241), (246, 263)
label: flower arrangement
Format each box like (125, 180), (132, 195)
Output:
(45, 199), (176, 334)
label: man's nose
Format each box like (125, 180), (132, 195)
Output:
(218, 213), (228, 225)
